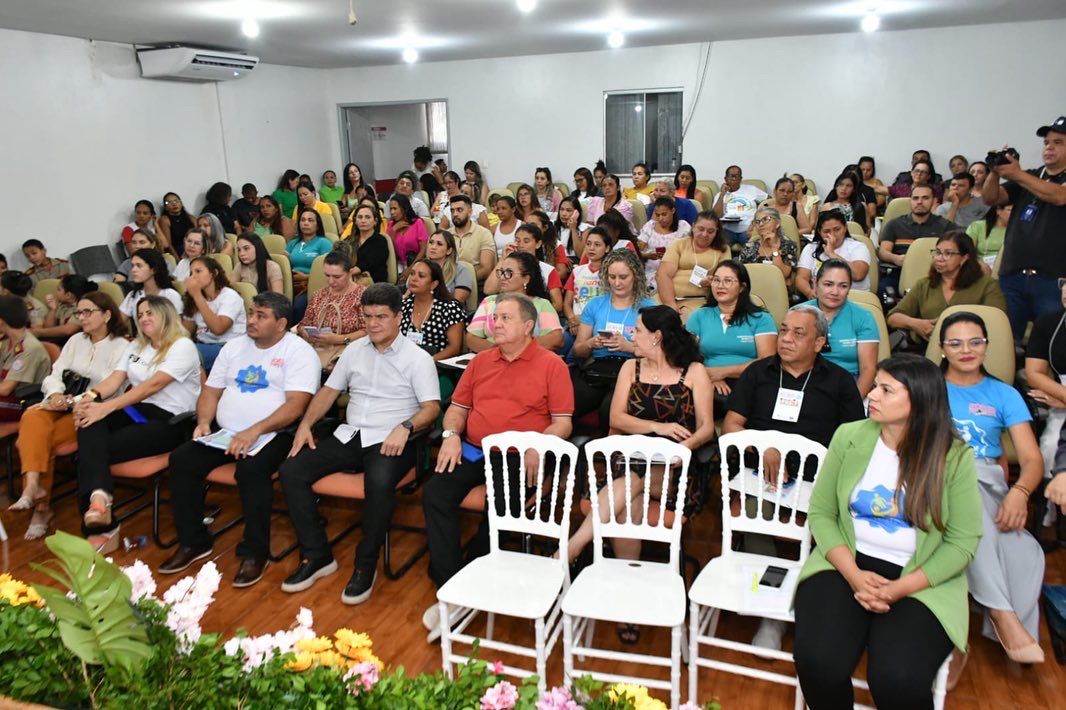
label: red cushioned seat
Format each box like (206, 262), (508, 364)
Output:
(111, 453), (170, 479)
(312, 468), (417, 498)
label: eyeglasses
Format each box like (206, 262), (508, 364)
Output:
(164, 199), (180, 206)
(75, 308), (101, 318)
(912, 169), (930, 175)
(943, 337), (988, 350)
(753, 217), (774, 226)
(495, 268), (515, 280)
(930, 249), (961, 258)
(709, 277), (738, 287)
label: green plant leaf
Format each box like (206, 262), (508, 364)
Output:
(29, 531), (151, 672)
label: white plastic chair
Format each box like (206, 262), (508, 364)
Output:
(852, 655), (952, 710)
(436, 432), (579, 693)
(687, 429), (827, 709)
(561, 435), (692, 709)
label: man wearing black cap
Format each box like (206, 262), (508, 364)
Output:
(981, 116), (1066, 339)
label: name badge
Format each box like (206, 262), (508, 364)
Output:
(1020, 203), (1038, 222)
(772, 387), (805, 423)
(407, 330), (424, 345)
(690, 264), (709, 287)
(604, 322), (624, 335)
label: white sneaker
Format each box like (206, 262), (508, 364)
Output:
(752, 619), (787, 651)
(423, 602), (441, 642)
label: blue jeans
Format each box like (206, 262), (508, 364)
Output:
(998, 272), (1062, 340)
(724, 227), (748, 246)
(196, 342), (225, 372)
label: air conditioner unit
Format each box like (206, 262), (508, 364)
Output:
(137, 46), (258, 82)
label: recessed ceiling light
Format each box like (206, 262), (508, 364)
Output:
(402, 47), (419, 63)
(634, 105), (642, 113)
(516, 0), (536, 13)
(241, 18), (260, 38)
(861, 13), (881, 32)
(607, 31), (625, 49)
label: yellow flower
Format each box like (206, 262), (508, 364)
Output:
(285, 651), (315, 672)
(315, 650), (347, 668)
(0, 575), (41, 607)
(334, 628), (373, 658)
(607, 684), (667, 710)
(295, 636), (334, 654)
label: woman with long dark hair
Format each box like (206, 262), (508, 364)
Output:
(674, 164), (707, 205)
(638, 196), (691, 287)
(388, 193), (430, 281)
(940, 311), (1045, 667)
(795, 210), (872, 298)
(180, 256), (247, 370)
(887, 231), (1006, 342)
(119, 249), (182, 321)
(233, 233), (283, 295)
(587, 174), (634, 226)
(965, 202), (1011, 273)
(401, 258), (466, 362)
(273, 169), (301, 217)
(514, 183), (539, 222)
(465, 251), (563, 352)
(202, 181), (239, 235)
(821, 171), (868, 232)
(794, 354), (982, 710)
(463, 160), (490, 206)
(157, 192), (196, 257)
(571, 167), (601, 200)
(655, 211), (731, 319)
(685, 260), (777, 396)
(533, 167), (563, 213)
(337, 203), (390, 285)
(254, 195), (296, 239)
(555, 196), (592, 260)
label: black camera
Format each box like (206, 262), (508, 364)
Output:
(986, 147), (1020, 167)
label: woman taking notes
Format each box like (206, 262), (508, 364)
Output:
(793, 354), (981, 710)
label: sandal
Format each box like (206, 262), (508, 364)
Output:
(24, 509), (54, 541)
(616, 623), (640, 645)
(87, 526), (121, 556)
(8, 483), (43, 511)
(83, 492), (112, 528)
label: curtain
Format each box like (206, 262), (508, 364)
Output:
(426, 101), (448, 154)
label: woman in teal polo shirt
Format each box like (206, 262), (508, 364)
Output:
(684, 260), (776, 396)
(793, 354), (981, 710)
(804, 258), (880, 397)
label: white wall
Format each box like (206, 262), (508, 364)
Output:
(322, 19), (1066, 197)
(350, 103), (429, 180)
(0, 28), (333, 269)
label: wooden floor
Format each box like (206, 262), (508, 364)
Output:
(2, 463), (1064, 709)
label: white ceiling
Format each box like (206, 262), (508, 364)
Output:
(1, 0), (1062, 68)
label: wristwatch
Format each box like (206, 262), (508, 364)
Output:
(441, 429), (458, 440)
(401, 419), (414, 432)
(343, 336), (351, 345)
(772, 250), (780, 258)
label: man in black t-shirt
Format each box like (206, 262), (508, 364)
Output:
(982, 115), (1066, 339)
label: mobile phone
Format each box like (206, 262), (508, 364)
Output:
(759, 565), (788, 588)
(597, 330), (615, 338)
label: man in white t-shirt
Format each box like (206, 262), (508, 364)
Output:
(280, 284), (440, 604)
(160, 292), (320, 588)
(714, 164), (768, 246)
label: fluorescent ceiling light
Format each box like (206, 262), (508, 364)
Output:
(402, 47), (419, 63)
(241, 18), (260, 38)
(516, 0), (536, 13)
(187, 1), (300, 21)
(607, 31), (625, 48)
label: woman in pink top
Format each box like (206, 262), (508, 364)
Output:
(586, 174), (634, 227)
(387, 193), (430, 281)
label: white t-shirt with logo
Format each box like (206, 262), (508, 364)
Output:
(207, 332), (320, 432)
(117, 337), (202, 415)
(120, 288), (183, 318)
(193, 287), (247, 344)
(568, 264), (601, 316)
(849, 437), (917, 568)
(797, 238), (872, 292)
(722, 184), (768, 231)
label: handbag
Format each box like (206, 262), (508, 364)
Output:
(61, 369), (92, 397)
(0, 383), (45, 422)
(313, 299), (348, 371)
(581, 356), (628, 387)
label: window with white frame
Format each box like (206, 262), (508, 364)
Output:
(604, 90), (683, 176)
(426, 101), (449, 154)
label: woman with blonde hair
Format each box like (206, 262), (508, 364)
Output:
(423, 230), (474, 303)
(73, 296), (202, 553)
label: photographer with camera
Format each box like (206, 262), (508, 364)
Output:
(981, 116), (1066, 339)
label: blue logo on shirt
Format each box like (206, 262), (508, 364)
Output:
(235, 365), (269, 393)
(851, 484), (908, 532)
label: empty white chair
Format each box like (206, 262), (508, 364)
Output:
(562, 434), (692, 709)
(437, 432), (579, 693)
(687, 429), (827, 709)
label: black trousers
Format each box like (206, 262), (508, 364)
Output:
(793, 552), (953, 710)
(76, 404), (187, 537)
(278, 431), (416, 571)
(168, 433), (293, 561)
(422, 451), (523, 588)
(572, 371), (614, 433)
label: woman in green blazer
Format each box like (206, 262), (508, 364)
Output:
(793, 354), (982, 710)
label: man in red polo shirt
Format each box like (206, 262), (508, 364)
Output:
(421, 292), (573, 640)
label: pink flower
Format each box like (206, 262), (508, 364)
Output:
(481, 680), (519, 710)
(345, 661), (380, 692)
(491, 660), (505, 675)
(537, 686), (584, 710)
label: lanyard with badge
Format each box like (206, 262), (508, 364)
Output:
(406, 301), (434, 346)
(772, 366), (813, 423)
(1019, 167), (1049, 223)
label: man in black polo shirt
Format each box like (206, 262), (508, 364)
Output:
(877, 185), (958, 300)
(981, 115), (1066, 340)
(722, 303), (866, 650)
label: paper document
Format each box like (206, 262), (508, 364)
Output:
(196, 429), (276, 456)
(740, 564), (798, 616)
(727, 469), (813, 514)
(438, 353), (476, 370)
